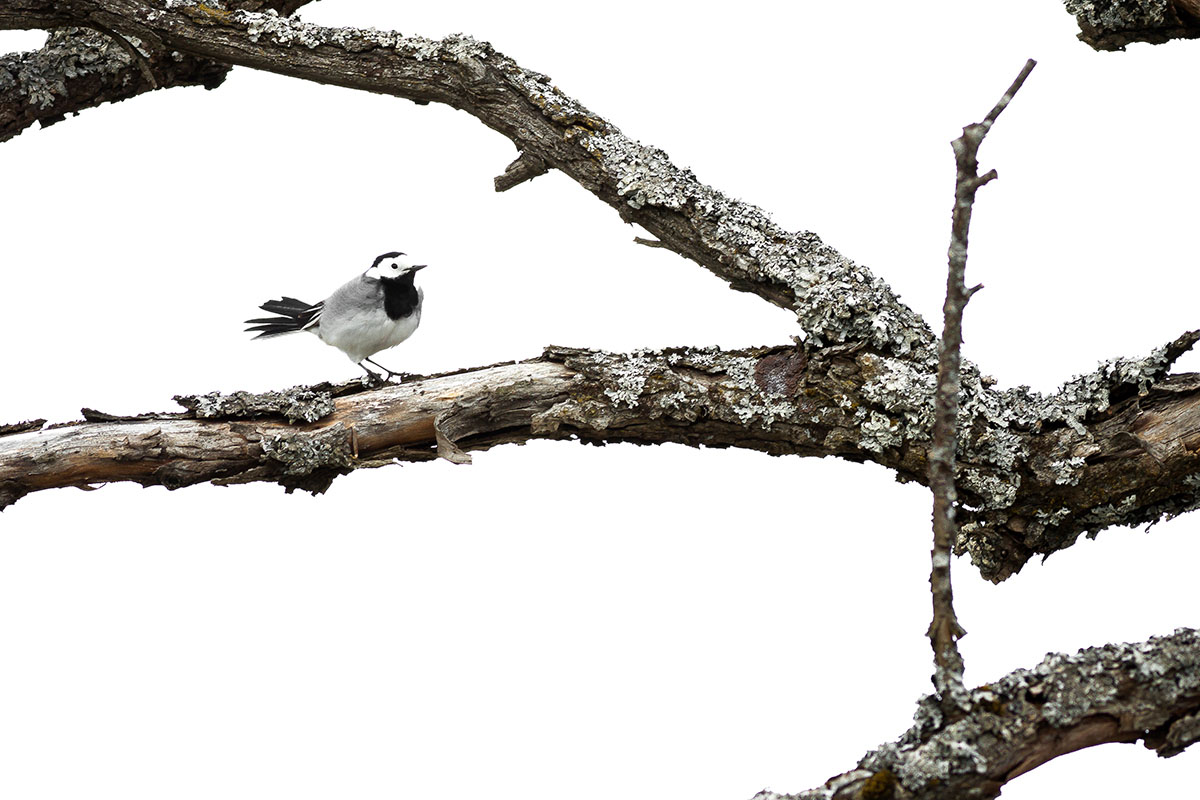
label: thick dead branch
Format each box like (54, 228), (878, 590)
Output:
(3, 338), (1200, 587)
(756, 627), (1200, 800)
(0, 27), (226, 140)
(0, 1), (313, 141)
(2, 3), (1199, 584)
(1064, 0), (1200, 50)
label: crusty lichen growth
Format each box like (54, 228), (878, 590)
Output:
(537, 334), (1198, 552)
(0, 28), (133, 112)
(260, 422), (353, 475)
(579, 131), (937, 358)
(759, 628), (1200, 800)
(535, 346), (828, 445)
(146, 4), (937, 360)
(1062, 0), (1199, 50)
(1064, 0), (1174, 29)
(175, 386), (335, 423)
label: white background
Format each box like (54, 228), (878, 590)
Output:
(2, 1), (1199, 798)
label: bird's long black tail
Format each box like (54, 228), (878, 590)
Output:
(245, 297), (322, 338)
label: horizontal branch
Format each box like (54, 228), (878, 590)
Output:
(6, 336), (1200, 584)
(757, 627), (1200, 800)
(1063, 0), (1200, 50)
(4, 2), (1200, 583)
(0, 0), (935, 359)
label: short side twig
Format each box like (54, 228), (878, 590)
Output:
(929, 58), (1036, 715)
(494, 151), (548, 192)
(87, 22), (159, 89)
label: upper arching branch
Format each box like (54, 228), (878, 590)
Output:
(0, 0), (935, 359)
(4, 2), (1200, 583)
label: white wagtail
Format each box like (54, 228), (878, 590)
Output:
(246, 251), (427, 382)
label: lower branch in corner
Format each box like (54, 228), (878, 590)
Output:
(758, 627), (1200, 800)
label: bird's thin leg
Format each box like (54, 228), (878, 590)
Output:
(364, 357), (404, 382)
(357, 361), (386, 386)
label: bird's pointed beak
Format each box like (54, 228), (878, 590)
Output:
(412, 264), (428, 271)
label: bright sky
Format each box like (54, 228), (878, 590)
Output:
(2, 2), (1198, 799)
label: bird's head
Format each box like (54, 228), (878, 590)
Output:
(365, 251), (428, 281)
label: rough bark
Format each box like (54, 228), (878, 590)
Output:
(0, 0), (934, 358)
(0, 1), (313, 141)
(756, 627), (1200, 800)
(5, 336), (1200, 587)
(3, 2), (1200, 587)
(1063, 0), (1200, 50)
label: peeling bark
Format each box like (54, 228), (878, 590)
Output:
(755, 627), (1200, 800)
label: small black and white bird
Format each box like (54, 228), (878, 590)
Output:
(246, 251), (427, 382)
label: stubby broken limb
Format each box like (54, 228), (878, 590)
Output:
(756, 627), (1200, 800)
(5, 337), (1200, 586)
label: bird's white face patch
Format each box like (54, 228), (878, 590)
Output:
(366, 253), (416, 280)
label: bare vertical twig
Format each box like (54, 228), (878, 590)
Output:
(929, 59), (1037, 714)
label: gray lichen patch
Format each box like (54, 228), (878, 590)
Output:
(175, 386), (335, 424)
(213, 5), (494, 64)
(1064, 0), (1174, 31)
(260, 422), (353, 476)
(0, 29), (132, 111)
(578, 131), (937, 359)
(1020, 332), (1198, 430)
(848, 628), (1200, 798)
(538, 346), (818, 439)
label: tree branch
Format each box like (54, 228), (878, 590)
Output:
(0, 0), (935, 359)
(1063, 0), (1200, 51)
(2, 336), (1199, 586)
(928, 59), (1037, 715)
(0, 1), (314, 142)
(3, 3), (1200, 585)
(756, 627), (1200, 800)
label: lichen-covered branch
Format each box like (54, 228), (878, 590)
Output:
(1063, 0), (1200, 50)
(755, 627), (1200, 800)
(3, 2), (1200, 584)
(3, 337), (1200, 588)
(0, 0), (935, 359)
(0, 1), (313, 141)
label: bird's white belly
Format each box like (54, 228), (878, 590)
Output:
(317, 306), (421, 364)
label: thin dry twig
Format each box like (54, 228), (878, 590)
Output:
(928, 58), (1036, 714)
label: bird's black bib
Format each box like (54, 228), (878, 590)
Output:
(380, 273), (420, 320)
